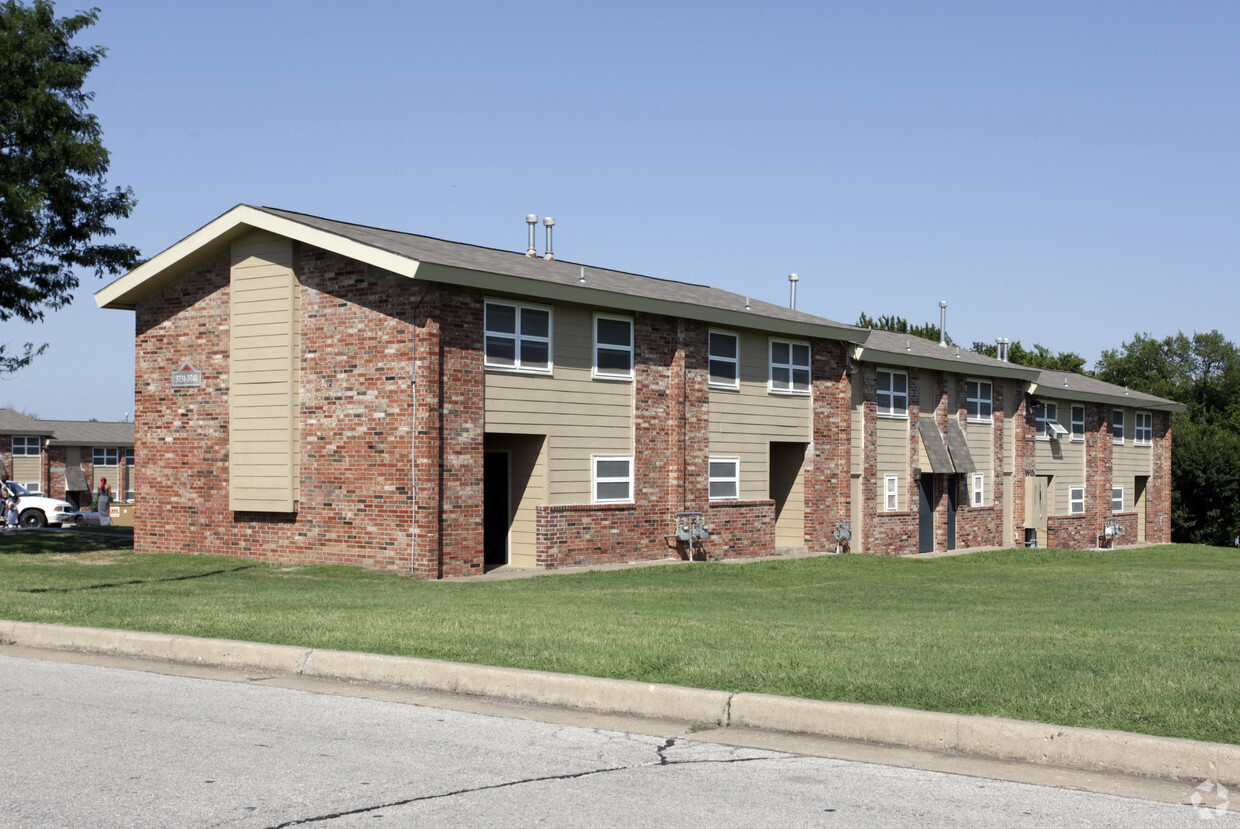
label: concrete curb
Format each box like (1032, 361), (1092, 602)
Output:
(4, 620), (1238, 785)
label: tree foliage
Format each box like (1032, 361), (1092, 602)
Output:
(968, 340), (1087, 373)
(856, 312), (955, 346)
(1095, 331), (1240, 427)
(0, 0), (138, 373)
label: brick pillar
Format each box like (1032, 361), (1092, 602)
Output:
(1148, 412), (1173, 542)
(806, 339), (850, 550)
(412, 286), (485, 578)
(634, 312), (676, 552)
(1088, 403), (1114, 543)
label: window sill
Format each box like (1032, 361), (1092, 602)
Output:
(768, 388), (810, 397)
(484, 365), (553, 376)
(592, 373), (634, 382)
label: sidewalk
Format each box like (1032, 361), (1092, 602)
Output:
(2, 618), (1238, 787)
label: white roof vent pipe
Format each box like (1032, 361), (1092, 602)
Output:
(995, 337), (1011, 362)
(788, 273), (799, 310)
(543, 217), (555, 261)
(526, 214), (538, 257)
(938, 300), (948, 347)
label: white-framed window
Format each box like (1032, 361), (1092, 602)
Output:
(1112, 486), (1124, 513)
(93, 447), (119, 466)
(592, 456), (633, 504)
(885, 475), (899, 511)
(1112, 409), (1125, 444)
(12, 436), (40, 456)
(20, 481), (40, 494)
(876, 369), (908, 418)
(708, 330), (739, 389)
(1070, 405), (1085, 442)
(484, 300), (551, 373)
(593, 315), (633, 379)
(1069, 486), (1085, 515)
(966, 380), (992, 422)
(708, 457), (740, 500)
(769, 339), (810, 394)
(1035, 401), (1058, 439)
(972, 473), (984, 507)
(1135, 412), (1152, 446)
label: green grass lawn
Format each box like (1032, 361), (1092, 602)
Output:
(2, 534), (1238, 745)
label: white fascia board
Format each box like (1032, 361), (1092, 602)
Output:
(1027, 383), (1185, 413)
(95, 205), (422, 310)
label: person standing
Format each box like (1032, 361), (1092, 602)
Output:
(97, 477), (113, 526)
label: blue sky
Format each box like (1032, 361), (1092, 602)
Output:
(5, 0), (1237, 420)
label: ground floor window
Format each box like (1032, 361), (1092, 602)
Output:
(708, 458), (739, 500)
(592, 456), (633, 504)
(20, 481), (40, 494)
(885, 475), (899, 511)
(1069, 486), (1085, 515)
(972, 473), (984, 507)
(1112, 486), (1124, 512)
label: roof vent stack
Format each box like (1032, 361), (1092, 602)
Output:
(995, 337), (1011, 362)
(525, 214), (538, 257)
(938, 300), (948, 347)
(543, 217), (555, 261)
(788, 273), (799, 310)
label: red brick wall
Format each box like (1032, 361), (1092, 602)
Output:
(805, 339), (850, 550)
(1147, 412), (1173, 543)
(134, 247), (434, 572)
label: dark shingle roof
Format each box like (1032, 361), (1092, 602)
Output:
(0, 410), (133, 444)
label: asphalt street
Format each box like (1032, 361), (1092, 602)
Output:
(0, 652), (1233, 828)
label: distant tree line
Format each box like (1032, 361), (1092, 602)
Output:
(858, 314), (1240, 546)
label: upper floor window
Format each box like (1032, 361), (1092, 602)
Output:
(965, 380), (992, 422)
(1135, 412), (1152, 446)
(93, 447), (119, 466)
(876, 369), (908, 417)
(1069, 486), (1085, 515)
(1112, 409), (1125, 444)
(592, 455), (633, 503)
(484, 300), (551, 373)
(1035, 401), (1059, 439)
(1070, 405), (1085, 442)
(769, 339), (810, 394)
(593, 315), (633, 380)
(708, 458), (740, 500)
(12, 436), (40, 456)
(708, 331), (739, 388)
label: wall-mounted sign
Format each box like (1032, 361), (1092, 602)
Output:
(172, 364), (203, 388)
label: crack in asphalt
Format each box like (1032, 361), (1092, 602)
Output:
(265, 737), (775, 827)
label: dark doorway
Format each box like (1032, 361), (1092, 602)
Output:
(483, 451), (510, 568)
(946, 475), (957, 550)
(918, 477), (934, 553)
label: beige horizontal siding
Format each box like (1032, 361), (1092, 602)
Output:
(229, 231), (299, 513)
(876, 417), (908, 510)
(484, 304), (630, 504)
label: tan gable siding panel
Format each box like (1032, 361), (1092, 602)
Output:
(229, 231), (299, 513)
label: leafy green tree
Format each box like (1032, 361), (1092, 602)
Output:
(856, 312), (954, 346)
(1095, 331), (1240, 426)
(1169, 419), (1240, 546)
(0, 0), (138, 374)
(968, 340), (1087, 373)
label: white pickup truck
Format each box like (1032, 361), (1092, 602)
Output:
(4, 481), (76, 528)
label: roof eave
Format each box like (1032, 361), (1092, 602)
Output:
(95, 205), (424, 310)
